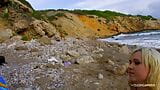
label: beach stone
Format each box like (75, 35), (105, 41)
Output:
(93, 47), (104, 53)
(98, 73), (104, 80)
(24, 87), (33, 90)
(119, 45), (130, 54)
(60, 54), (72, 61)
(107, 59), (115, 66)
(39, 36), (52, 45)
(15, 46), (28, 51)
(45, 63), (55, 68)
(66, 50), (80, 57)
(75, 56), (94, 64)
(0, 28), (13, 42)
(16, 87), (33, 90)
(92, 53), (103, 59)
(113, 64), (128, 75)
(30, 48), (39, 52)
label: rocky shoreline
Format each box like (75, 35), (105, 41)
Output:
(0, 0), (160, 90)
(0, 36), (134, 90)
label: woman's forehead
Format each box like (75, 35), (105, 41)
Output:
(131, 51), (142, 61)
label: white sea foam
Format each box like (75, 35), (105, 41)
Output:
(99, 30), (160, 48)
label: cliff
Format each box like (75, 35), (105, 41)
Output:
(0, 0), (160, 42)
(0, 1), (159, 89)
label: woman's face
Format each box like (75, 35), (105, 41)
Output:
(128, 51), (149, 84)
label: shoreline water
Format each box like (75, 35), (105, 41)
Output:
(99, 30), (160, 49)
(99, 29), (160, 39)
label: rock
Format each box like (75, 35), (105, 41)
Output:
(93, 47), (104, 53)
(94, 82), (100, 85)
(14, 19), (29, 32)
(30, 48), (39, 52)
(119, 45), (130, 55)
(12, 0), (33, 13)
(24, 87), (33, 90)
(66, 50), (80, 57)
(0, 28), (13, 42)
(53, 34), (61, 41)
(10, 36), (22, 41)
(77, 47), (88, 55)
(119, 64), (128, 75)
(30, 20), (57, 37)
(92, 53), (103, 59)
(16, 87), (23, 90)
(48, 57), (58, 63)
(15, 46), (28, 51)
(113, 63), (128, 75)
(107, 59), (115, 66)
(60, 54), (72, 61)
(39, 36), (52, 45)
(45, 63), (55, 68)
(98, 73), (103, 80)
(144, 20), (160, 29)
(16, 87), (34, 90)
(75, 56), (94, 64)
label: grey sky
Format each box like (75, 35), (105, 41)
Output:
(26, 0), (160, 18)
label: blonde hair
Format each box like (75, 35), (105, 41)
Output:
(133, 48), (160, 90)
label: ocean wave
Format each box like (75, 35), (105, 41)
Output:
(99, 30), (160, 48)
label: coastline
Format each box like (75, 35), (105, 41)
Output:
(0, 37), (134, 90)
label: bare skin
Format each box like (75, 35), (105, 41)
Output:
(128, 51), (150, 90)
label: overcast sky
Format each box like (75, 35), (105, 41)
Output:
(26, 0), (160, 18)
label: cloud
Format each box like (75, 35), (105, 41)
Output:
(26, 0), (160, 18)
(72, 0), (127, 9)
(148, 1), (160, 18)
(26, 0), (81, 10)
(101, 0), (152, 15)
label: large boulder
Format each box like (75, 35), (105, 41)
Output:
(38, 36), (52, 45)
(0, 28), (13, 42)
(13, 19), (29, 32)
(30, 20), (57, 37)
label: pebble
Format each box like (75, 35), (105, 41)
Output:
(108, 59), (115, 65)
(98, 73), (104, 80)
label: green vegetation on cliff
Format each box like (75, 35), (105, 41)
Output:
(32, 10), (66, 21)
(136, 15), (156, 20)
(69, 9), (156, 20)
(69, 10), (126, 21)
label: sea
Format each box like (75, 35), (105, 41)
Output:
(99, 30), (160, 48)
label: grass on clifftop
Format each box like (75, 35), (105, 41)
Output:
(68, 9), (157, 20)
(135, 15), (156, 20)
(69, 10), (126, 21)
(31, 10), (67, 21)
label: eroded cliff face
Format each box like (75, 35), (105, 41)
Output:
(0, 1), (160, 90)
(0, 0), (160, 42)
(77, 15), (160, 38)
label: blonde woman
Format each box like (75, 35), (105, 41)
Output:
(127, 48), (160, 90)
